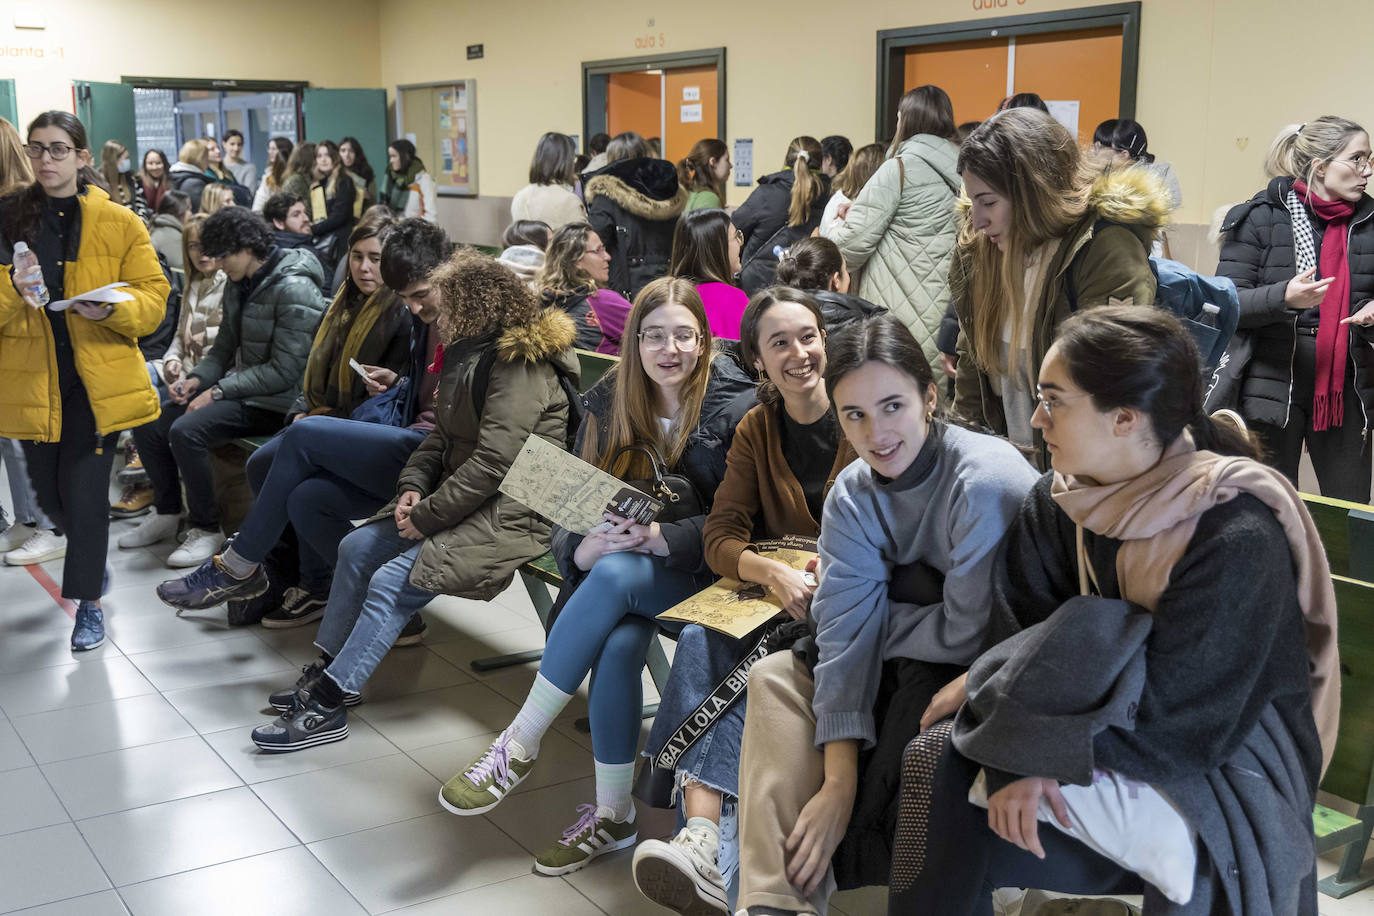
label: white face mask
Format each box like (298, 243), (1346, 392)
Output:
(117, 158), (131, 173)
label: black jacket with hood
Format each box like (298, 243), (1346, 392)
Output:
(733, 170), (833, 295)
(585, 158), (688, 300)
(1214, 176), (1374, 428)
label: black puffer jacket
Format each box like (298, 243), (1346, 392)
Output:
(168, 163), (209, 211)
(809, 290), (886, 333)
(734, 170), (832, 295)
(585, 158), (688, 300)
(542, 289), (605, 351)
(551, 354), (756, 587)
(1216, 176), (1374, 427)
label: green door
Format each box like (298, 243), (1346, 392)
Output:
(74, 80), (136, 156)
(302, 89), (387, 179)
(0, 80), (17, 128)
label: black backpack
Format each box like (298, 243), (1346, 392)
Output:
(471, 348), (584, 453)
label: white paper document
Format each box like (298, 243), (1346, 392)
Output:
(47, 282), (134, 312)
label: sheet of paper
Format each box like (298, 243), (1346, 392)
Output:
(47, 282), (134, 312)
(680, 103), (702, 124)
(733, 138), (753, 187)
(500, 434), (664, 533)
(658, 536), (819, 639)
(1046, 100), (1081, 141)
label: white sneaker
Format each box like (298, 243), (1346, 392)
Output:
(632, 824), (729, 915)
(0, 524), (35, 552)
(167, 527), (223, 568)
(4, 529), (67, 565)
(118, 512), (181, 549)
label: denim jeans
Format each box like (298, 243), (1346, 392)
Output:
(315, 520), (436, 693)
(238, 417), (425, 591)
(539, 551), (706, 765)
(0, 438), (54, 530)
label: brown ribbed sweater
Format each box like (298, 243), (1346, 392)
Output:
(703, 400), (857, 580)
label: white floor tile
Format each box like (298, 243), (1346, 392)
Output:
(351, 682), (520, 751)
(427, 623), (549, 678)
(7, 889), (131, 915)
(43, 735), (242, 820)
(251, 753), (440, 843)
(76, 786), (296, 886)
(388, 872), (605, 915)
(11, 693), (196, 764)
(0, 767), (69, 837)
(0, 717), (35, 772)
(160, 668), (299, 735)
(408, 726), (595, 797)
(117, 846), (366, 916)
(203, 716), (398, 785)
(0, 656), (157, 718)
(0, 624), (119, 676)
(125, 636), (295, 693)
(0, 823), (110, 912)
(105, 609), (242, 656)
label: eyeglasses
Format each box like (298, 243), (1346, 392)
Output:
(23, 141), (74, 161)
(1034, 388), (1091, 419)
(638, 329), (702, 352)
(1332, 153), (1374, 174)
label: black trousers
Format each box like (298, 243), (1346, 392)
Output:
(1254, 333), (1371, 503)
(890, 735), (1143, 916)
(21, 382), (116, 601)
(134, 397), (283, 530)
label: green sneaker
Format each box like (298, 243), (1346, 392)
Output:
(437, 731), (536, 816)
(533, 803), (638, 876)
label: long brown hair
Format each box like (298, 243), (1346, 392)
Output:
(98, 141), (135, 205)
(333, 208), (397, 304)
(889, 85), (957, 156)
(538, 221), (600, 296)
(181, 213), (215, 285)
(1, 111), (97, 244)
(0, 116), (33, 198)
(669, 209), (734, 286)
(784, 136), (824, 227)
(584, 276), (714, 478)
(315, 140), (346, 196)
(738, 286), (826, 404)
(833, 142), (885, 200)
(956, 108), (1093, 378)
(263, 137), (293, 192)
(285, 142), (317, 185)
(677, 138), (728, 202)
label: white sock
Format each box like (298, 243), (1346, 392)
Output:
(507, 673), (572, 757)
(218, 546), (258, 579)
(594, 759), (636, 821)
(685, 815), (720, 859)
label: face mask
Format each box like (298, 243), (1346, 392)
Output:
(117, 158), (131, 173)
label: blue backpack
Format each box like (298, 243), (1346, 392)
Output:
(1066, 222), (1239, 369)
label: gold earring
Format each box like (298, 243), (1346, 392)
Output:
(925, 410), (934, 423)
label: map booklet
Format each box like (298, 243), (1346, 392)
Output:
(500, 433), (664, 533)
(658, 535), (820, 639)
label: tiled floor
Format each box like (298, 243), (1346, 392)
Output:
(0, 506), (1371, 914)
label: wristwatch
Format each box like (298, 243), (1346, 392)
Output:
(210, 385), (224, 401)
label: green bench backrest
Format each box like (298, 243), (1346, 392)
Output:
(575, 349), (617, 394)
(1302, 493), (1374, 583)
(1321, 574), (1374, 806)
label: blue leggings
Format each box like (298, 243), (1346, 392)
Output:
(539, 551), (702, 765)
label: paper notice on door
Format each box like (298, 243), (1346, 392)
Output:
(733, 138), (753, 186)
(680, 103), (702, 124)
(683, 86), (700, 102)
(47, 282), (134, 312)
(1046, 100), (1080, 140)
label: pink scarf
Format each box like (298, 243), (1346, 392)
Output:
(1051, 434), (1341, 775)
(1293, 180), (1355, 430)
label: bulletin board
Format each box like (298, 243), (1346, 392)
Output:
(396, 79), (477, 196)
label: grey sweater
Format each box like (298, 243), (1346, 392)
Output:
(812, 423), (1038, 748)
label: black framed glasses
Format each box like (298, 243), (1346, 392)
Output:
(23, 142), (74, 161)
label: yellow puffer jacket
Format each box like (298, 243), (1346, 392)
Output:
(0, 185), (170, 441)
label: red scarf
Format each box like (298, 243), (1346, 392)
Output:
(1293, 180), (1355, 430)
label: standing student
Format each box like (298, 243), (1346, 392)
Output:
(631, 288), (857, 915)
(951, 108), (1165, 465)
(537, 221), (632, 354)
(154, 219), (453, 630)
(381, 139), (437, 223)
(437, 279), (755, 878)
(734, 315), (1037, 916)
(678, 139), (732, 211)
(895, 305), (1335, 916)
(338, 136), (377, 212)
(98, 140), (151, 222)
(308, 140), (357, 275)
(203, 137), (233, 183)
(1215, 116), (1374, 502)
(585, 132), (688, 299)
(669, 208), (748, 338)
(252, 136), (294, 213)
(222, 129), (258, 192)
(139, 148), (172, 213)
(586, 132), (611, 173)
(279, 142), (316, 204)
(1092, 118), (1183, 211)
(0, 111), (170, 650)
(734, 137), (831, 294)
(819, 143), (884, 240)
(820, 136), (853, 179)
(148, 190), (191, 270)
(512, 132), (587, 230)
(830, 86), (962, 369)
(168, 139), (212, 210)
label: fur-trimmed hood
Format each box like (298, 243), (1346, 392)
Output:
(1083, 164), (1173, 240)
(584, 157), (688, 221)
(496, 306), (579, 376)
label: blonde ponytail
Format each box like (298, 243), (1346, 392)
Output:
(785, 136), (824, 226)
(1263, 116), (1366, 186)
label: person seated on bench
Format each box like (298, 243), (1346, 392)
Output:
(438, 277), (755, 878)
(136, 206), (327, 570)
(734, 314), (1037, 916)
(893, 305), (1339, 915)
(629, 287), (857, 914)
(154, 218), (450, 628)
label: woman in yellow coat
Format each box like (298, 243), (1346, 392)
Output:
(0, 111), (170, 651)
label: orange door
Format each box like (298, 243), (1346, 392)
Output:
(1012, 27), (1123, 145)
(607, 72), (662, 142)
(664, 67), (718, 164)
(904, 38), (1008, 126)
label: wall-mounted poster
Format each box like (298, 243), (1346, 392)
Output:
(397, 79), (478, 196)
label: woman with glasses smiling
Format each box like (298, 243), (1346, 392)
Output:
(0, 111), (170, 651)
(438, 276), (755, 879)
(1216, 115), (1374, 501)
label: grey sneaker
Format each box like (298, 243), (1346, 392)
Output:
(251, 688), (348, 752)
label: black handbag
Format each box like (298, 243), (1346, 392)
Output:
(609, 443), (703, 524)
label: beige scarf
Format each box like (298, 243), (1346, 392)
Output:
(1050, 433), (1340, 775)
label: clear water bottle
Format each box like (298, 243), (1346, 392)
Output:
(12, 242), (49, 307)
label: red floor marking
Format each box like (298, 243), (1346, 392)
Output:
(24, 564), (77, 619)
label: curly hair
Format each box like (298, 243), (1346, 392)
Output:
(199, 205), (274, 259)
(428, 247), (540, 345)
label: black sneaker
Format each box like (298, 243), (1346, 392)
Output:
(268, 661), (362, 713)
(252, 688), (348, 752)
(259, 585), (329, 629)
(393, 613), (428, 647)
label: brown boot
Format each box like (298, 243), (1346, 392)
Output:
(110, 482), (155, 518)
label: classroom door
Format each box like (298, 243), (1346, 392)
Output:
(607, 72), (662, 143)
(74, 80), (136, 158)
(0, 80), (17, 127)
(606, 67), (719, 163)
(302, 88), (388, 179)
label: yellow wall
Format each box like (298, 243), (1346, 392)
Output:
(2, 0), (382, 127)
(375, 0), (1373, 226)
